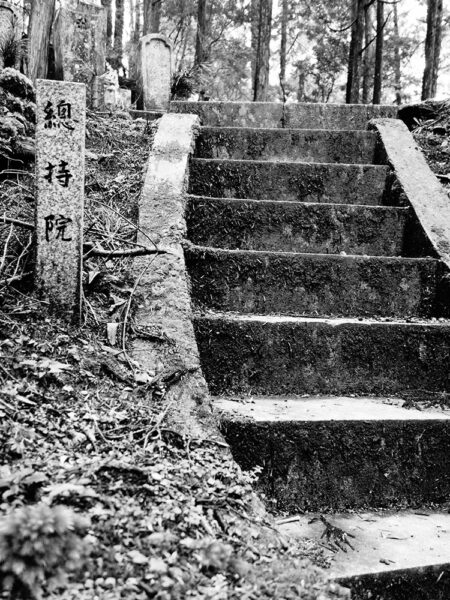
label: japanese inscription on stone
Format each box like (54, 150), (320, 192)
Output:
(35, 80), (86, 318)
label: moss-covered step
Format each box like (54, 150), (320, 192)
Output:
(185, 246), (441, 318)
(188, 159), (390, 205)
(281, 510), (450, 599)
(216, 396), (450, 511)
(286, 102), (398, 130)
(193, 314), (450, 396)
(195, 127), (378, 164)
(186, 197), (410, 256)
(171, 101), (397, 130)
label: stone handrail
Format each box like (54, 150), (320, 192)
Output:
(132, 113), (219, 441)
(371, 118), (450, 271)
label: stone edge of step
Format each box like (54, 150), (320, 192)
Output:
(185, 243), (439, 264)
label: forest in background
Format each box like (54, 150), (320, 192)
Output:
(5, 0), (450, 106)
(97, 0), (449, 104)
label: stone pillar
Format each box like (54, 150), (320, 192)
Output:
(53, 0), (107, 105)
(138, 34), (172, 111)
(0, 1), (20, 70)
(35, 80), (86, 319)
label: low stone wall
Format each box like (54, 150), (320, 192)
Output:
(171, 101), (398, 130)
(132, 113), (219, 441)
(371, 118), (450, 271)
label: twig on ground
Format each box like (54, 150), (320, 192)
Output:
(0, 271), (32, 287)
(90, 198), (159, 251)
(0, 224), (14, 275)
(0, 215), (34, 230)
(121, 256), (159, 371)
(318, 515), (355, 552)
(84, 246), (167, 258)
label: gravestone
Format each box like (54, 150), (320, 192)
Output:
(138, 34), (172, 110)
(53, 0), (107, 105)
(35, 80), (86, 319)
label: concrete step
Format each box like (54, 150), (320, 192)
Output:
(186, 197), (409, 256)
(216, 396), (450, 511)
(281, 510), (450, 599)
(196, 127), (378, 164)
(193, 314), (450, 396)
(188, 159), (390, 205)
(186, 246), (441, 318)
(171, 101), (398, 130)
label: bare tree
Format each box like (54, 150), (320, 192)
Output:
(252, 0), (273, 101)
(421, 0), (443, 100)
(372, 0), (384, 104)
(101, 0), (113, 55)
(129, 0), (142, 78)
(393, 1), (402, 105)
(144, 0), (161, 35)
(113, 0), (124, 71)
(346, 0), (365, 103)
(28, 0), (55, 80)
(194, 0), (210, 67)
(279, 0), (288, 100)
(362, 1), (375, 103)
(133, 0), (142, 43)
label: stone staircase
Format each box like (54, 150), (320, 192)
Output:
(172, 101), (450, 598)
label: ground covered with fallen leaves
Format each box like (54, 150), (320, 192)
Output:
(0, 110), (347, 600)
(412, 99), (450, 197)
(0, 311), (345, 600)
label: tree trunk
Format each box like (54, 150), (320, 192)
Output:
(101, 0), (113, 54)
(279, 0), (288, 92)
(195, 0), (209, 67)
(421, 0), (443, 100)
(144, 0), (161, 35)
(362, 1), (374, 104)
(393, 2), (402, 105)
(253, 0), (273, 102)
(28, 0), (55, 81)
(346, 0), (365, 104)
(250, 0), (258, 87)
(133, 0), (142, 43)
(372, 0), (384, 104)
(128, 0), (141, 78)
(113, 0), (124, 70)
(297, 65), (305, 102)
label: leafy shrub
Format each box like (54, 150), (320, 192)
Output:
(0, 34), (25, 70)
(0, 503), (89, 599)
(0, 68), (35, 102)
(171, 69), (197, 100)
(171, 63), (212, 100)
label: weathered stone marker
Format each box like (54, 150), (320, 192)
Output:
(35, 80), (86, 319)
(138, 34), (172, 110)
(53, 1), (107, 105)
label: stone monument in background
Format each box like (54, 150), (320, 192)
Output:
(137, 34), (172, 111)
(53, 0), (106, 106)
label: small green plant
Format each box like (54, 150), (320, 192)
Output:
(0, 503), (89, 599)
(0, 34), (23, 69)
(171, 69), (198, 100)
(171, 63), (212, 100)
(0, 67), (35, 101)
